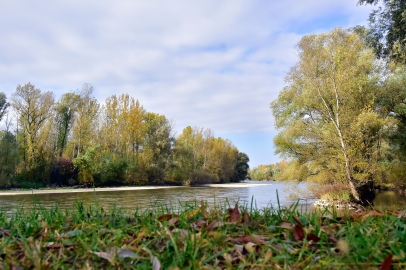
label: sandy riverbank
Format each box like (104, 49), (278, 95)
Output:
(0, 182), (269, 196)
(0, 186), (187, 196)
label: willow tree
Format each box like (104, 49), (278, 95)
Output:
(271, 28), (383, 202)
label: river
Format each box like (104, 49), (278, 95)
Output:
(0, 181), (313, 212)
(0, 181), (404, 212)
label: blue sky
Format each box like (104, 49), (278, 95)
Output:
(0, 1), (372, 168)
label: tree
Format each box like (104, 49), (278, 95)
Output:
(54, 93), (80, 157)
(271, 28), (382, 202)
(67, 84), (100, 158)
(140, 112), (174, 184)
(0, 92), (9, 122)
(233, 152), (249, 182)
(10, 83), (54, 174)
(358, 0), (406, 65)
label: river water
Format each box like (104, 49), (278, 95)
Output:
(0, 181), (404, 212)
(0, 181), (313, 212)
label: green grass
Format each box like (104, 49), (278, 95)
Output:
(0, 200), (405, 269)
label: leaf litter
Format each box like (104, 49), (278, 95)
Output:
(0, 200), (405, 269)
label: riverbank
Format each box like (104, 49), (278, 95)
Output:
(0, 200), (404, 269)
(0, 181), (270, 196)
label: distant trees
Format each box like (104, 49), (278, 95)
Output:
(0, 84), (249, 188)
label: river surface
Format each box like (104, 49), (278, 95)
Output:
(0, 181), (313, 212)
(0, 181), (404, 212)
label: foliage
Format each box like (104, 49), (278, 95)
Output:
(358, 0), (406, 65)
(0, 92), (8, 122)
(0, 84), (248, 188)
(0, 201), (404, 268)
(270, 28), (386, 200)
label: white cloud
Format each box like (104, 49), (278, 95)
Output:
(0, 0), (373, 165)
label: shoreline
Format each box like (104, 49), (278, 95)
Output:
(0, 185), (188, 196)
(0, 181), (270, 196)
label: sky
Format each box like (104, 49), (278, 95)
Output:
(0, 1), (373, 168)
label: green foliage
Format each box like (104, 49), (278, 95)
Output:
(0, 85), (248, 188)
(0, 92), (8, 122)
(270, 28), (385, 195)
(358, 0), (406, 65)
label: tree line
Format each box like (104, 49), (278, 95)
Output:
(270, 0), (406, 203)
(0, 85), (249, 189)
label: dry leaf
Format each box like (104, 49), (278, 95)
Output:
(293, 224), (304, 241)
(306, 233), (320, 242)
(157, 214), (178, 222)
(172, 228), (189, 238)
(168, 218), (178, 227)
(229, 235), (268, 245)
(184, 208), (199, 219)
(143, 247), (161, 270)
(244, 242), (256, 253)
(380, 254), (393, 270)
(192, 219), (207, 231)
(228, 204), (241, 223)
(279, 221), (294, 230)
(292, 215), (304, 228)
(201, 200), (208, 219)
(336, 240), (349, 255)
(205, 219), (219, 232)
(243, 210), (250, 223)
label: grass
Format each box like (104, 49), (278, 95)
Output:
(0, 200), (405, 269)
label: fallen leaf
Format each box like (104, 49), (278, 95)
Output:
(205, 219), (219, 232)
(235, 244), (244, 253)
(306, 233), (320, 242)
(279, 221), (294, 230)
(244, 242), (256, 253)
(168, 218), (178, 227)
(201, 200), (208, 219)
(292, 215), (304, 228)
(116, 249), (142, 259)
(243, 210), (250, 223)
(293, 225), (304, 241)
(222, 253), (233, 264)
(228, 204), (241, 223)
(192, 219), (207, 231)
(380, 254), (393, 270)
(362, 210), (384, 220)
(171, 228), (189, 238)
(45, 243), (76, 249)
(90, 251), (114, 263)
(264, 249), (272, 262)
(184, 208), (199, 219)
(90, 247), (142, 262)
(143, 247), (161, 270)
(336, 240), (349, 255)
(228, 235), (268, 245)
(157, 214), (178, 222)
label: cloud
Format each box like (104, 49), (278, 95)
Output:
(0, 0), (372, 165)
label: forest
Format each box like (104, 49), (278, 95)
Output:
(0, 86), (249, 189)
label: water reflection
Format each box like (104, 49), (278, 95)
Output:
(0, 181), (312, 212)
(374, 191), (406, 210)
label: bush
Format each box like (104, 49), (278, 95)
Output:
(189, 170), (215, 185)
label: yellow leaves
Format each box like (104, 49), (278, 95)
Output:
(335, 240), (349, 255)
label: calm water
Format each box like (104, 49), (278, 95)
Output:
(0, 181), (404, 212)
(0, 181), (313, 212)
